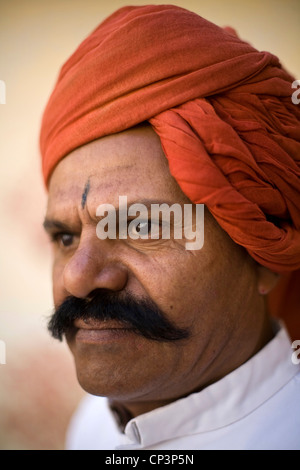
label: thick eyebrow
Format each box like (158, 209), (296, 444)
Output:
(43, 199), (183, 232)
(43, 218), (74, 233)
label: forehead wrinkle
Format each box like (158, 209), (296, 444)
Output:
(84, 169), (142, 203)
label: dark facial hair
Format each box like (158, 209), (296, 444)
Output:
(48, 289), (190, 343)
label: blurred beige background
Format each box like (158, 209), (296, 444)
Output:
(0, 0), (299, 450)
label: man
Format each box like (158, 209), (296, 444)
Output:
(40, 5), (300, 450)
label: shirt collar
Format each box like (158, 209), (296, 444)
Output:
(119, 324), (298, 448)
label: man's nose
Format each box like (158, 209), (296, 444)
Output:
(62, 238), (128, 298)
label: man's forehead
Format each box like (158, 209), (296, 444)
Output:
(46, 126), (185, 215)
(48, 164), (138, 204)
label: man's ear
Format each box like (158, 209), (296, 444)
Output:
(257, 265), (280, 295)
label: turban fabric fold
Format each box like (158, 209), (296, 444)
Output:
(40, 5), (300, 338)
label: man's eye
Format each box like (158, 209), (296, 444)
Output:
(127, 220), (151, 239)
(52, 233), (74, 247)
(136, 221), (151, 236)
(127, 220), (161, 239)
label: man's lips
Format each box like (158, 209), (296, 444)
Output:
(72, 318), (137, 343)
(73, 318), (134, 330)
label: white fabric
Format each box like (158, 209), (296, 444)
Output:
(66, 325), (300, 450)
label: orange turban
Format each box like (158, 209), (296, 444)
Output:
(40, 5), (300, 338)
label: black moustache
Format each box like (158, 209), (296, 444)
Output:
(48, 289), (190, 343)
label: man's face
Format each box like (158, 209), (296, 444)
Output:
(44, 124), (263, 412)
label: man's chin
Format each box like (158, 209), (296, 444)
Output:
(66, 330), (177, 404)
(73, 355), (149, 402)
(66, 330), (146, 397)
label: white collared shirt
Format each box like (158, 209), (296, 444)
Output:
(66, 325), (300, 450)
